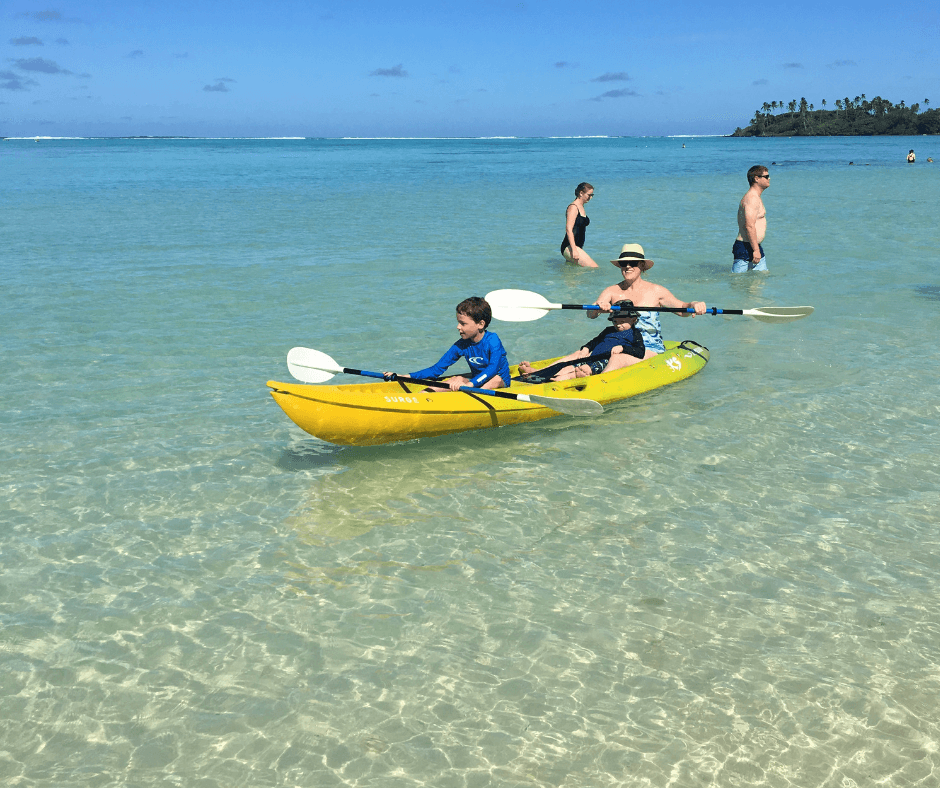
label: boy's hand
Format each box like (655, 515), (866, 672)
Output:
(383, 371), (398, 381)
(448, 376), (470, 391)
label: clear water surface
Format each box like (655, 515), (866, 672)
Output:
(3, 135), (940, 786)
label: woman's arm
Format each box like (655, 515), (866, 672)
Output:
(656, 285), (706, 316)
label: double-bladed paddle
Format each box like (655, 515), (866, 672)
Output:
(485, 288), (814, 323)
(285, 347), (604, 417)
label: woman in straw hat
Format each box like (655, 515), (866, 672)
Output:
(589, 243), (707, 357)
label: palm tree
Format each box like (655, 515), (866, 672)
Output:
(822, 99), (827, 108)
(925, 98), (930, 107)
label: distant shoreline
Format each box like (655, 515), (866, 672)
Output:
(733, 97), (938, 137)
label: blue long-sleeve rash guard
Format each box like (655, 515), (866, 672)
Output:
(411, 331), (511, 388)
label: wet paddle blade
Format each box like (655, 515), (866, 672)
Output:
(485, 288), (554, 322)
(287, 346), (343, 383)
(524, 393), (604, 416)
(745, 306), (815, 323)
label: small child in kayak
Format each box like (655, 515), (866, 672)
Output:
(517, 300), (645, 383)
(384, 296), (511, 391)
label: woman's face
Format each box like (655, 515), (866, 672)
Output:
(618, 261), (642, 279)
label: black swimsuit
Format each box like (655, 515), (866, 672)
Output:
(561, 210), (590, 254)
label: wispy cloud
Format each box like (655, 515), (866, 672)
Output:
(591, 71), (630, 82)
(370, 63), (408, 77)
(174, 52), (189, 58)
(13, 57), (72, 74)
(753, 78), (769, 85)
(56, 38), (69, 45)
(21, 10), (62, 21)
(203, 78), (235, 93)
(1, 70), (39, 90)
(828, 59), (857, 68)
(126, 50), (144, 59)
(591, 88), (639, 101)
(11, 36), (44, 46)
(782, 62), (803, 69)
(555, 61), (574, 68)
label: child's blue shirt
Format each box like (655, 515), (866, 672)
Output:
(411, 331), (511, 388)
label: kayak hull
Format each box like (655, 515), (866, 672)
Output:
(267, 340), (708, 446)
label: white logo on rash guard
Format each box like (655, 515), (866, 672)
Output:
(469, 357), (485, 364)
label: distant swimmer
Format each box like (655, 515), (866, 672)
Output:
(732, 165), (770, 273)
(908, 149), (916, 163)
(928, 158), (934, 163)
(560, 182), (597, 268)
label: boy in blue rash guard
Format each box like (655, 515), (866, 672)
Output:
(384, 296), (511, 391)
(517, 300), (645, 382)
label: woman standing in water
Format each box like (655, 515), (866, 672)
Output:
(560, 182), (597, 268)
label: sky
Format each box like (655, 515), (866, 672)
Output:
(2, 0), (939, 138)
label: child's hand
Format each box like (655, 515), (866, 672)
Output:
(383, 371), (398, 381)
(448, 376), (470, 391)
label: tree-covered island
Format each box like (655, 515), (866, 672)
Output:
(732, 95), (939, 136)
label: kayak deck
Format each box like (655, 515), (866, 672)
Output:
(268, 340), (709, 446)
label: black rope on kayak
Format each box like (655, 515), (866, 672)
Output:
(678, 340), (709, 360)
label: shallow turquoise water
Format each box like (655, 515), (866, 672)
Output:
(3, 136), (940, 786)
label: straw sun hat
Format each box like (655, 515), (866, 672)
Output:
(610, 243), (654, 271)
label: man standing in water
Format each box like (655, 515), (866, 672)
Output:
(732, 165), (770, 273)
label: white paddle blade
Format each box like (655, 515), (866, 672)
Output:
(485, 288), (554, 322)
(745, 306), (815, 323)
(518, 393), (604, 417)
(287, 346), (343, 383)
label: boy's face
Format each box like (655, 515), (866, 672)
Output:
(456, 312), (487, 342)
(610, 315), (637, 330)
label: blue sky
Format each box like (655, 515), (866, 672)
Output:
(2, 0), (938, 137)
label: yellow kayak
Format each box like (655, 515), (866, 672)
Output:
(267, 340), (709, 446)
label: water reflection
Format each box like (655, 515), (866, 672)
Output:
(283, 428), (554, 544)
